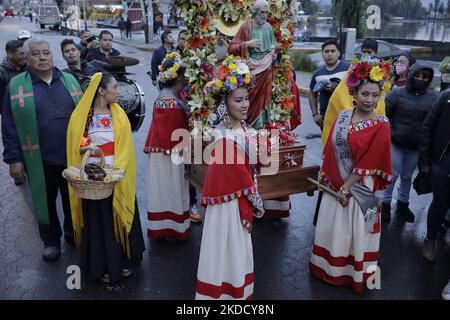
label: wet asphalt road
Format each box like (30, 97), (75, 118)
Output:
(0, 17), (449, 300)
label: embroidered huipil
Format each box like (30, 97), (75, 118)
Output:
(87, 113), (115, 167)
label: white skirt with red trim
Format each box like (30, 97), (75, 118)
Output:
(195, 199), (254, 300)
(263, 196), (291, 219)
(147, 152), (190, 241)
(310, 176), (381, 293)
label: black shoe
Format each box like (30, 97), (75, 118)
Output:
(397, 201), (415, 222)
(42, 245), (61, 262)
(381, 202), (391, 222)
(272, 218), (283, 229)
(65, 234), (75, 246)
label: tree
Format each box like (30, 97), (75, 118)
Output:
(55, 0), (64, 12)
(302, 0), (319, 15)
(332, 0), (365, 38)
(434, 0), (441, 18)
(439, 1), (445, 15)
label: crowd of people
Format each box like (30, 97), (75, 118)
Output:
(0, 0), (449, 300)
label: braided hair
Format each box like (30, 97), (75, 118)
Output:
(81, 73), (115, 146)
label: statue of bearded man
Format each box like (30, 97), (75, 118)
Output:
(228, 0), (282, 129)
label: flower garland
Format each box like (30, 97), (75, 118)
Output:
(176, 0), (218, 138)
(156, 51), (184, 83)
(213, 0), (253, 22)
(177, 0), (297, 138)
(204, 55), (254, 95)
(346, 56), (394, 95)
(267, 0), (296, 125)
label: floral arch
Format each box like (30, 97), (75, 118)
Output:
(175, 0), (296, 137)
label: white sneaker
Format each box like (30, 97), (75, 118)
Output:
(442, 280), (450, 300)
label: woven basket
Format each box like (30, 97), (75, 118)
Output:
(63, 149), (123, 200)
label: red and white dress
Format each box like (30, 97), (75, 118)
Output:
(195, 127), (262, 300)
(144, 97), (190, 241)
(87, 113), (115, 166)
(310, 114), (393, 293)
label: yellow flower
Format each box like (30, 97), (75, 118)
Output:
(244, 74), (251, 84)
(169, 66), (178, 74)
(158, 65), (163, 71)
(370, 66), (384, 82)
(229, 64), (237, 70)
(216, 80), (223, 88)
(229, 76), (237, 85)
(169, 70), (177, 78)
(167, 51), (177, 59)
(172, 63), (180, 72)
(383, 80), (392, 92)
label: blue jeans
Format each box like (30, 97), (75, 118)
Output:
(383, 144), (418, 204)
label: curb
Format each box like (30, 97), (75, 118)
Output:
(113, 39), (157, 52)
(410, 47), (433, 54)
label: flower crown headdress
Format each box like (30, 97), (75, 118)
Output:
(157, 51), (185, 83)
(346, 56), (393, 95)
(204, 55), (255, 97)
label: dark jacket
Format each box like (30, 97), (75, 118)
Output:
(77, 43), (89, 60)
(118, 20), (126, 31)
(86, 47), (121, 63)
(0, 59), (26, 114)
(150, 45), (173, 81)
(385, 62), (438, 150)
(63, 59), (108, 83)
(2, 67), (77, 166)
(419, 89), (450, 168)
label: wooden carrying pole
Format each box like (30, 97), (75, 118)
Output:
(306, 177), (339, 198)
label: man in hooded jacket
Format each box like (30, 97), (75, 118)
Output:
(382, 62), (439, 222)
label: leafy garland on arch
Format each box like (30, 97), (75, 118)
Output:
(176, 0), (295, 137)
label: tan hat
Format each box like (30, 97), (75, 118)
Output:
(216, 15), (245, 37)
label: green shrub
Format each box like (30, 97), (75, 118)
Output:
(290, 50), (318, 73)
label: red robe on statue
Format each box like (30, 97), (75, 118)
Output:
(229, 21), (274, 128)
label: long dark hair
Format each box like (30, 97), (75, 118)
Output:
(83, 73), (115, 142)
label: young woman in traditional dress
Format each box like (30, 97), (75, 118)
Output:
(144, 52), (191, 242)
(195, 56), (264, 300)
(310, 59), (394, 293)
(66, 72), (145, 286)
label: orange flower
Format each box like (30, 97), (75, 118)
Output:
(267, 16), (277, 27)
(188, 35), (203, 50)
(217, 65), (230, 81)
(380, 63), (391, 77)
(280, 96), (294, 110)
(197, 107), (210, 119)
(199, 17), (209, 31)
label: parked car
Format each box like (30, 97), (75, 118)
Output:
(4, 9), (14, 17)
(354, 39), (411, 60)
(37, 5), (61, 29)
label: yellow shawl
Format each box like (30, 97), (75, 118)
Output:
(322, 72), (386, 146)
(66, 72), (136, 257)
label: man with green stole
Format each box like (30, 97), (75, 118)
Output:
(1, 39), (83, 261)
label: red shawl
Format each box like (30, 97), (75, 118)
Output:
(201, 138), (256, 232)
(321, 116), (393, 192)
(144, 98), (188, 154)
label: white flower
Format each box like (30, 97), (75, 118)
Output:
(185, 68), (199, 83)
(236, 63), (250, 75)
(188, 94), (204, 112)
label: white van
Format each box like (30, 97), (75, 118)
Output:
(37, 5), (61, 29)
